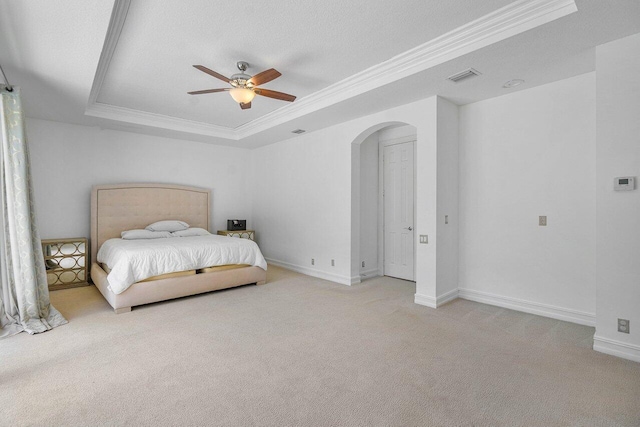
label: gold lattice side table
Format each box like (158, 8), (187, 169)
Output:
(41, 238), (89, 291)
(217, 230), (255, 241)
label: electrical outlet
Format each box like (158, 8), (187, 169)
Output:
(311, 258), (315, 266)
(419, 235), (428, 244)
(362, 261), (365, 268)
(618, 319), (630, 334)
(539, 216), (547, 226)
(331, 259), (335, 267)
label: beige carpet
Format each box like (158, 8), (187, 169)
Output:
(1, 265), (639, 426)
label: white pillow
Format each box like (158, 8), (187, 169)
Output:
(171, 227), (211, 237)
(145, 220), (189, 232)
(121, 229), (173, 240)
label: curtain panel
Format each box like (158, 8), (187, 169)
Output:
(0, 86), (67, 338)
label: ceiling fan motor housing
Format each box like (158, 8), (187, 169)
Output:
(230, 72), (253, 88)
(230, 61), (253, 88)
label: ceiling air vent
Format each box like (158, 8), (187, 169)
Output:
(291, 129), (306, 134)
(447, 68), (482, 83)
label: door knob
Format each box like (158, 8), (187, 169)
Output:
(405, 226), (413, 231)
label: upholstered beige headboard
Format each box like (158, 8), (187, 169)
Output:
(90, 183), (210, 264)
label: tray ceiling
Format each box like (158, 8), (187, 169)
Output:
(2, 0), (640, 148)
(95, 0), (516, 128)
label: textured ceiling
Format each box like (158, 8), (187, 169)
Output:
(0, 0), (113, 123)
(1, 0), (639, 148)
(97, 0), (513, 128)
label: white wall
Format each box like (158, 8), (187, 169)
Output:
(413, 98), (439, 302)
(28, 118), (253, 241)
(377, 125), (416, 142)
(359, 133), (379, 277)
(594, 33), (640, 362)
(458, 72), (597, 325)
(251, 97), (449, 298)
(435, 97), (459, 302)
(250, 123), (353, 283)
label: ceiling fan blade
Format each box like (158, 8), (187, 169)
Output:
(240, 102), (252, 110)
(193, 65), (230, 83)
(254, 88), (296, 102)
(249, 68), (281, 86)
(187, 88), (230, 95)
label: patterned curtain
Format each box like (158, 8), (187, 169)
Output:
(0, 86), (67, 338)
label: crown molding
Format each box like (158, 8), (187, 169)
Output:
(87, 0), (131, 107)
(85, 102), (238, 139)
(85, 0), (577, 142)
(235, 0), (577, 139)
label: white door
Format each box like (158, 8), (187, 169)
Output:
(383, 141), (415, 281)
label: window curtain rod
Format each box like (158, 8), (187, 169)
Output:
(0, 63), (13, 92)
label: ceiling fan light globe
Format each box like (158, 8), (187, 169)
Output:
(229, 87), (256, 104)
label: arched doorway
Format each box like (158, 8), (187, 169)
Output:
(350, 122), (418, 284)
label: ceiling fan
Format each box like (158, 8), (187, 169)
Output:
(188, 61), (296, 110)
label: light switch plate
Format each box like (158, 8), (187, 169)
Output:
(539, 216), (547, 226)
(419, 235), (428, 244)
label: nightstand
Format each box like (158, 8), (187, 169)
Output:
(217, 230), (255, 241)
(41, 238), (89, 291)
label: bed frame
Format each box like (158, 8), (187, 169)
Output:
(90, 183), (266, 313)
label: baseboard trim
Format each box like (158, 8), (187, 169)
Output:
(414, 293), (437, 308)
(360, 268), (379, 280)
(414, 289), (459, 308)
(593, 335), (640, 363)
(436, 289), (459, 306)
(265, 258), (352, 286)
(458, 288), (596, 327)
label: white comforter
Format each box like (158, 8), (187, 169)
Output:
(97, 235), (267, 294)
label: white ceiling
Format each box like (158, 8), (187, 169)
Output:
(1, 0), (639, 148)
(97, 0), (514, 128)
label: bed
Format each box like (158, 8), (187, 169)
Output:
(90, 183), (267, 313)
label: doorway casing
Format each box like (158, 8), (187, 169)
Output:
(349, 96), (459, 308)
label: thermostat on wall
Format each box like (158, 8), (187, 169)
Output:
(614, 176), (635, 191)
